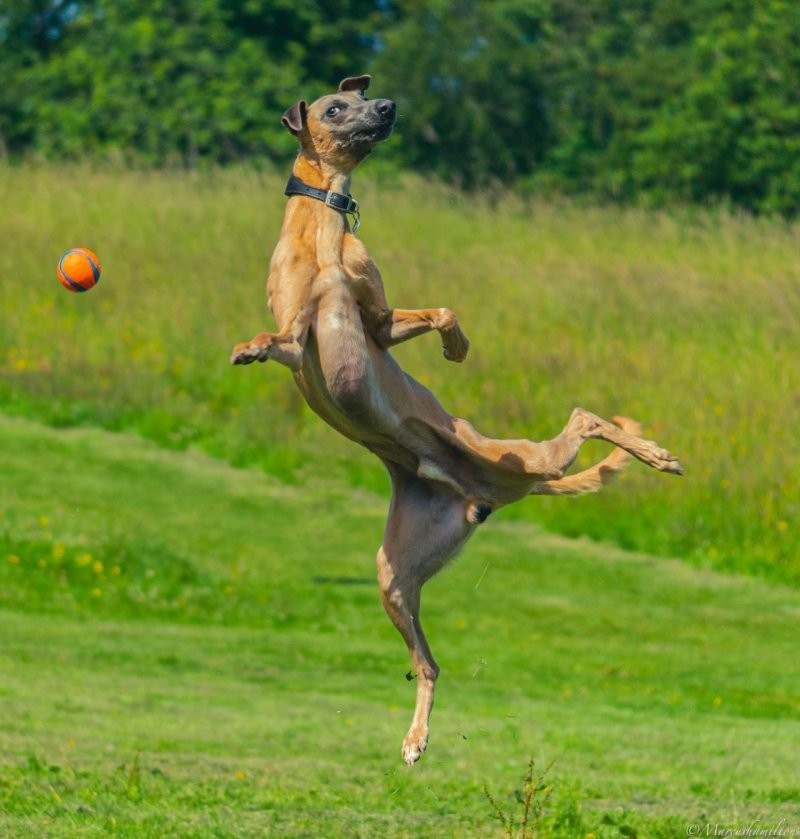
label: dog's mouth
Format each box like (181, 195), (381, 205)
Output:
(346, 118), (396, 148)
(344, 98), (397, 150)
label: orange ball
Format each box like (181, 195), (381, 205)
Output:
(57, 247), (101, 292)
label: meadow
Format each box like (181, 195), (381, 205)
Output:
(1, 164), (797, 582)
(1, 164), (799, 836)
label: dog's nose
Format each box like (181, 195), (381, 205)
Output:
(376, 99), (397, 119)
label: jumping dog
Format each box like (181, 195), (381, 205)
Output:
(231, 75), (683, 764)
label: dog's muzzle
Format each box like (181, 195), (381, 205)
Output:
(373, 99), (397, 135)
(357, 99), (397, 143)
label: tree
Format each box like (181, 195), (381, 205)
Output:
(0, 0), (77, 155)
(371, 0), (553, 186)
(2, 0), (385, 166)
(2, 0), (799, 213)
(628, 0), (800, 213)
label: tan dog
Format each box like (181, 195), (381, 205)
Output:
(231, 75), (682, 765)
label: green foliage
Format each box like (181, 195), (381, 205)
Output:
(619, 0), (800, 214)
(4, 1), (293, 164)
(0, 0), (384, 165)
(484, 758), (553, 838)
(2, 0), (798, 211)
(371, 0), (552, 186)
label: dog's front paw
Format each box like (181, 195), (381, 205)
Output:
(436, 309), (469, 363)
(230, 342), (258, 365)
(442, 328), (470, 363)
(230, 334), (273, 365)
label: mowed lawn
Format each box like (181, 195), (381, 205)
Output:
(1, 414), (799, 837)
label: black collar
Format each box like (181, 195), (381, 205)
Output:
(284, 173), (361, 233)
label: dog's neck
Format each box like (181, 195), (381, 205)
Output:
(292, 155), (352, 199)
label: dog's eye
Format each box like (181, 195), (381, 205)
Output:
(326, 103), (348, 119)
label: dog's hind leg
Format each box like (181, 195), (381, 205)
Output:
(376, 470), (476, 764)
(447, 408), (682, 484)
(546, 408), (684, 475)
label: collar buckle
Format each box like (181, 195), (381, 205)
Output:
(326, 192), (360, 232)
(324, 191), (359, 217)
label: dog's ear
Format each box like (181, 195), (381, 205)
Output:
(281, 100), (308, 135)
(338, 75), (371, 94)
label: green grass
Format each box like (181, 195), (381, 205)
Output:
(1, 163), (798, 582)
(2, 414), (800, 837)
(1, 162), (799, 834)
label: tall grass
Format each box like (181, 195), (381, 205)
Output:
(2, 163), (798, 581)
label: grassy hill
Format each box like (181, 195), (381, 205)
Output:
(1, 415), (799, 837)
(1, 164), (798, 582)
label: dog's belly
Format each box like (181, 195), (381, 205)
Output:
(296, 304), (414, 461)
(296, 299), (461, 473)
(294, 298), (538, 502)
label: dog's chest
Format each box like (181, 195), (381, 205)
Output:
(341, 235), (373, 283)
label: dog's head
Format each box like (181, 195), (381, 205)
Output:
(282, 76), (396, 171)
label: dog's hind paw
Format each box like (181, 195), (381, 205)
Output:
(635, 439), (684, 475)
(659, 452), (684, 475)
(402, 728), (429, 765)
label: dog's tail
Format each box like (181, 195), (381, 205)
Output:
(528, 416), (640, 497)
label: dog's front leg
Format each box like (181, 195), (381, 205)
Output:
(230, 309), (310, 371)
(370, 307), (470, 362)
(352, 250), (470, 361)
